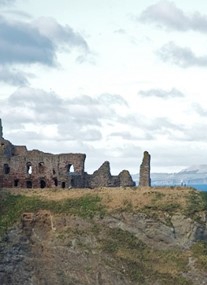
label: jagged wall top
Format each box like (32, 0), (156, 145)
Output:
(0, 120), (135, 188)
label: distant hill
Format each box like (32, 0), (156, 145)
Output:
(133, 164), (207, 186)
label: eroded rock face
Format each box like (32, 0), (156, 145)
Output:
(0, 211), (132, 285)
(1, 210), (207, 285)
(100, 212), (207, 249)
(139, 151), (151, 187)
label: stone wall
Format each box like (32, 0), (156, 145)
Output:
(86, 161), (135, 188)
(0, 137), (86, 189)
(0, 120), (135, 189)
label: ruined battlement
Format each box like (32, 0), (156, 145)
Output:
(0, 120), (139, 189)
(0, 120), (151, 189)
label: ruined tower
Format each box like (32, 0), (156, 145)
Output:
(139, 151), (151, 187)
(0, 119), (3, 139)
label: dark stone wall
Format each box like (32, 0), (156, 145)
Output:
(88, 161), (115, 188)
(0, 119), (3, 139)
(118, 170), (135, 187)
(0, 138), (86, 189)
(139, 151), (151, 187)
(0, 119), (135, 189)
(87, 161), (135, 188)
(0, 137), (135, 189)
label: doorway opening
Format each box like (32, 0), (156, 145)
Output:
(14, 179), (19, 187)
(26, 180), (32, 188)
(53, 178), (58, 187)
(40, 179), (46, 189)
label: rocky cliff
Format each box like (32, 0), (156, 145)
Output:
(0, 187), (207, 285)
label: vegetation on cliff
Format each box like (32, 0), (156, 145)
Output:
(0, 187), (207, 284)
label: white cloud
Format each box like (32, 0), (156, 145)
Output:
(1, 0), (207, 175)
(1, 87), (130, 143)
(139, 0), (207, 33)
(157, 42), (207, 67)
(0, 15), (89, 66)
(0, 66), (32, 86)
(0, 0), (16, 6)
(139, 88), (185, 98)
(32, 17), (89, 51)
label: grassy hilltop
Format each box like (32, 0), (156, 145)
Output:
(0, 187), (207, 285)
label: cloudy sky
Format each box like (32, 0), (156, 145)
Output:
(1, 0), (207, 174)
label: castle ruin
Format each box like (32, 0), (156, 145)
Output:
(0, 120), (137, 189)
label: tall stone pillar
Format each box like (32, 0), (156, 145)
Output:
(139, 151), (151, 187)
(0, 119), (3, 139)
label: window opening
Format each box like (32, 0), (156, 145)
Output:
(39, 162), (44, 174)
(67, 164), (74, 174)
(26, 162), (32, 174)
(4, 164), (10, 174)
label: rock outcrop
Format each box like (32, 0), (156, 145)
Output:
(1, 196), (207, 285)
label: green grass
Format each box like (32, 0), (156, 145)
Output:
(184, 190), (207, 219)
(100, 227), (192, 284)
(0, 189), (201, 285)
(0, 192), (105, 236)
(191, 241), (207, 271)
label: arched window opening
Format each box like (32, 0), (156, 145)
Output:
(61, 182), (66, 189)
(39, 162), (44, 174)
(53, 178), (58, 187)
(67, 164), (74, 174)
(26, 180), (32, 188)
(40, 179), (46, 189)
(14, 179), (19, 187)
(26, 162), (32, 174)
(4, 164), (10, 174)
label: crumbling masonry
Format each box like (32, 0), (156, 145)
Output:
(139, 151), (151, 187)
(0, 120), (136, 189)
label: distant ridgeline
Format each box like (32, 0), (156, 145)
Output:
(150, 166), (207, 186)
(130, 165), (207, 189)
(0, 119), (151, 189)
